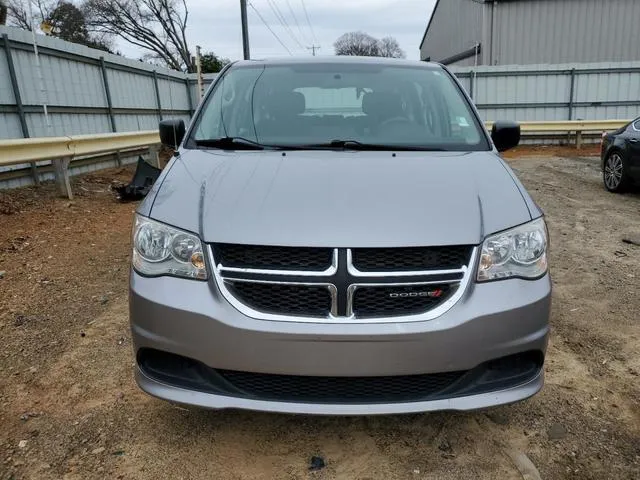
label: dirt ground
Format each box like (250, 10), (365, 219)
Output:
(0, 151), (638, 480)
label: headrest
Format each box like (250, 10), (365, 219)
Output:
(263, 91), (306, 118)
(362, 92), (404, 118)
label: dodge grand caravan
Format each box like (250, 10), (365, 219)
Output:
(130, 57), (551, 414)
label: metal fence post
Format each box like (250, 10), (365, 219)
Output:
(568, 68), (576, 121)
(469, 71), (475, 101)
(99, 56), (121, 166)
(99, 57), (117, 133)
(2, 33), (39, 184)
(153, 70), (163, 121)
(185, 77), (194, 116)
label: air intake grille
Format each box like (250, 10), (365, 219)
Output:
(214, 244), (332, 271)
(352, 246), (472, 272)
(227, 281), (332, 317)
(353, 284), (454, 318)
(217, 369), (465, 403)
(213, 244), (473, 321)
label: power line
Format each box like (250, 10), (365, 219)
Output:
(265, 0), (305, 50)
(299, 0), (317, 44)
(248, 2), (293, 55)
(307, 45), (320, 56)
(285, 0), (309, 45)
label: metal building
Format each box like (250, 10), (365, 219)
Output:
(420, 0), (640, 66)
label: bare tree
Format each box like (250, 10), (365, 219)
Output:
(7, 0), (57, 30)
(378, 36), (406, 59)
(334, 31), (381, 57)
(83, 0), (193, 71)
(1, 0), (8, 25)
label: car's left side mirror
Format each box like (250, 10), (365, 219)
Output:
(159, 119), (186, 149)
(491, 121), (521, 152)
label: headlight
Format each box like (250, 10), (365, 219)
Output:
(132, 215), (207, 280)
(477, 217), (548, 282)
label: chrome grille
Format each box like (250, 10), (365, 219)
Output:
(213, 244), (333, 271)
(211, 244), (475, 323)
(352, 284), (454, 318)
(352, 246), (472, 272)
(227, 282), (332, 317)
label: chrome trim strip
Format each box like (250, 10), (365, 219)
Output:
(346, 249), (467, 277)
(209, 245), (478, 324)
(218, 248), (338, 277)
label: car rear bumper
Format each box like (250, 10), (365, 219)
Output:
(129, 271), (551, 414)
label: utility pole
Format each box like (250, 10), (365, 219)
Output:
(307, 45), (321, 56)
(240, 0), (250, 60)
(195, 45), (204, 100)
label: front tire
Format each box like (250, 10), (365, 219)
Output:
(603, 151), (630, 193)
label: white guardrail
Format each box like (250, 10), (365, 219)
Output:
(0, 121), (630, 197)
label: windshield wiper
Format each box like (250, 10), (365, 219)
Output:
(292, 140), (448, 151)
(194, 137), (266, 150)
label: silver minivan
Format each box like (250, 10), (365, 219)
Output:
(130, 57), (550, 414)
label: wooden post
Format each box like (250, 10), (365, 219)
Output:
(53, 157), (72, 199)
(576, 131), (582, 149)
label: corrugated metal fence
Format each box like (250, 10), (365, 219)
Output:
(451, 62), (640, 122)
(0, 26), (217, 188)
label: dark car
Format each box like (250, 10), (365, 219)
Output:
(601, 117), (640, 192)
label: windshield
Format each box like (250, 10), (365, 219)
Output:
(189, 62), (489, 151)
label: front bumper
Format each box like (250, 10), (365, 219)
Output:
(129, 271), (551, 414)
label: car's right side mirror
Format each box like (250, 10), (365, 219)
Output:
(491, 121), (521, 152)
(159, 119), (186, 149)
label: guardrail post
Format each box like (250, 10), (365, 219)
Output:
(568, 68), (576, 120)
(153, 70), (163, 121)
(53, 157), (72, 199)
(2, 33), (39, 185)
(576, 131), (582, 149)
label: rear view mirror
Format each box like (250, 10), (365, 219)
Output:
(159, 119), (186, 149)
(491, 121), (520, 152)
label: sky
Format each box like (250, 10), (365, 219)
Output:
(116, 0), (438, 63)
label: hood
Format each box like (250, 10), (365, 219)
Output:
(147, 149), (533, 247)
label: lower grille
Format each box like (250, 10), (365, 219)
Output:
(138, 349), (544, 404)
(217, 369), (465, 403)
(227, 281), (332, 317)
(353, 284), (454, 318)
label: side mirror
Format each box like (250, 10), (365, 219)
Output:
(159, 119), (185, 149)
(491, 121), (520, 152)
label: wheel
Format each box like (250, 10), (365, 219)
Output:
(603, 151), (630, 193)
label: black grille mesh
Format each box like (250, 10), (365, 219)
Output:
(353, 284), (454, 318)
(227, 281), (331, 316)
(214, 244), (332, 271)
(352, 246), (472, 272)
(217, 369), (465, 403)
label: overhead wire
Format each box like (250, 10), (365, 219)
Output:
(248, 2), (294, 55)
(265, 0), (305, 50)
(284, 0), (309, 45)
(299, 0), (318, 45)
